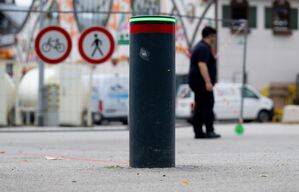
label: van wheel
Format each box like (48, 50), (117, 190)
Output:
(95, 119), (103, 125)
(122, 118), (128, 125)
(93, 114), (103, 125)
(257, 110), (271, 122)
(187, 118), (193, 125)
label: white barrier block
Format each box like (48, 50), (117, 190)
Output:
(282, 105), (299, 124)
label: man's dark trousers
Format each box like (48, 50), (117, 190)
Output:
(193, 89), (215, 136)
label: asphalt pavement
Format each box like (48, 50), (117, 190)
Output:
(0, 123), (299, 192)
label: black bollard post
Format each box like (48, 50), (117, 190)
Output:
(129, 16), (176, 168)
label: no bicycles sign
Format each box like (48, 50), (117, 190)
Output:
(35, 26), (72, 64)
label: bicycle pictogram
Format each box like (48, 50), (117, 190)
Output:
(42, 37), (66, 53)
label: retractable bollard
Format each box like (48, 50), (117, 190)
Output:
(129, 16), (176, 168)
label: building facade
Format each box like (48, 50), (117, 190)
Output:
(217, 0), (299, 89)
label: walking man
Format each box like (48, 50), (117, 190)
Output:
(188, 26), (221, 139)
(91, 34), (104, 57)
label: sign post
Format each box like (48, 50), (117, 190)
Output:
(78, 26), (115, 126)
(37, 0), (45, 127)
(35, 25), (72, 126)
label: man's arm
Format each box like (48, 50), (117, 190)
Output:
(198, 62), (213, 92)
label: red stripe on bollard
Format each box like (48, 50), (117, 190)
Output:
(130, 24), (175, 34)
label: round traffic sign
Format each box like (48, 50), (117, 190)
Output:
(78, 26), (115, 65)
(35, 26), (72, 64)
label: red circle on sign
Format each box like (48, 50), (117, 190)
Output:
(35, 26), (72, 64)
(78, 27), (115, 65)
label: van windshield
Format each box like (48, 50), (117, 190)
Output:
(242, 87), (259, 99)
(177, 85), (191, 98)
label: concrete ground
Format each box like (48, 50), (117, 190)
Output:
(0, 123), (299, 192)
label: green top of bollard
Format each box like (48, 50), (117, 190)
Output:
(130, 16), (176, 23)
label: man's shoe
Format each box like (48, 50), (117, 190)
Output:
(195, 133), (207, 139)
(206, 132), (221, 139)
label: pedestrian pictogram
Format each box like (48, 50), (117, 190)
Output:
(91, 34), (104, 57)
(78, 26), (115, 65)
(35, 26), (72, 64)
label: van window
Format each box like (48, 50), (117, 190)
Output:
(177, 86), (191, 98)
(242, 87), (259, 99)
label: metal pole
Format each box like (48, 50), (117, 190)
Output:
(37, 0), (45, 126)
(215, 0), (219, 82)
(240, 20), (248, 123)
(87, 65), (93, 127)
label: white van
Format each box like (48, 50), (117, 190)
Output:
(91, 74), (129, 125)
(176, 83), (274, 122)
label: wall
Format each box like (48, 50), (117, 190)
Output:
(218, 0), (299, 90)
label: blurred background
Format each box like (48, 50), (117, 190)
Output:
(0, 0), (298, 127)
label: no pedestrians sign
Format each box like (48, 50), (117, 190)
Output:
(78, 26), (115, 65)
